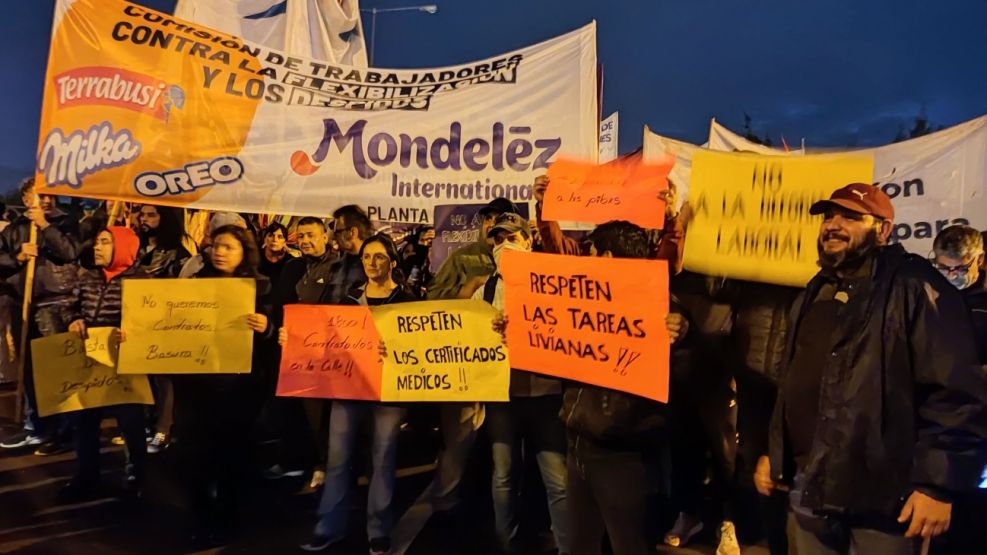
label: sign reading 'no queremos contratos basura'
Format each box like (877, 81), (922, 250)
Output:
(119, 278), (256, 374)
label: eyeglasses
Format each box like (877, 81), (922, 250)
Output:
(929, 255), (980, 276)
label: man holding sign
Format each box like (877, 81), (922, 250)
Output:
(476, 212), (571, 555)
(502, 220), (690, 555)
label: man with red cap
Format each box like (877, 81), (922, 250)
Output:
(766, 183), (987, 554)
(59, 226), (149, 502)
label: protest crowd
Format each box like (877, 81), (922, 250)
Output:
(0, 168), (986, 555)
(5, 1), (987, 555)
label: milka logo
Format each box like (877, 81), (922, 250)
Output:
(37, 122), (141, 188)
(290, 119), (561, 179)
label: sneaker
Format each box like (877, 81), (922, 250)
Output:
(369, 536), (391, 555)
(147, 432), (168, 454)
(263, 464), (305, 480)
(716, 521), (740, 555)
(663, 512), (704, 548)
(35, 441), (72, 456)
(299, 533), (341, 552)
(1, 431), (43, 449)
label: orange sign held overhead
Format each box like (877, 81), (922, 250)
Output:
(500, 250), (671, 402)
(543, 158), (673, 229)
(276, 305), (383, 401)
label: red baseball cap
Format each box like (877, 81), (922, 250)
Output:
(809, 183), (895, 221)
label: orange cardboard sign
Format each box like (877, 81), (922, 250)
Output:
(542, 158), (672, 228)
(501, 250), (670, 402)
(276, 305), (382, 401)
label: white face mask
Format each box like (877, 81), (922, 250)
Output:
(947, 272), (974, 290)
(492, 240), (528, 266)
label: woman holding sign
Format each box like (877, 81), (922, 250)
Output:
(296, 234), (416, 555)
(59, 226), (150, 503)
(171, 224), (275, 548)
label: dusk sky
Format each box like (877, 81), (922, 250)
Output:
(3, 0), (987, 188)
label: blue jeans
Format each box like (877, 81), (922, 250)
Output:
(431, 403), (479, 511)
(315, 401), (407, 541)
(486, 395), (569, 554)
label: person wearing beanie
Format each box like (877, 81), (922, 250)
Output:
(59, 226), (150, 502)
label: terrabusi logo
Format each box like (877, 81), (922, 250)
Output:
(290, 119), (562, 179)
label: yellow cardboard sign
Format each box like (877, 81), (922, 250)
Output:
(684, 150), (874, 287)
(119, 278), (256, 374)
(32, 328), (154, 417)
(373, 299), (510, 402)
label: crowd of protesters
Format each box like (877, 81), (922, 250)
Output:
(0, 174), (986, 555)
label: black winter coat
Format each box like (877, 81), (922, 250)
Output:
(0, 210), (80, 306)
(770, 244), (987, 518)
(962, 273), (987, 365)
(69, 265), (147, 328)
(560, 298), (692, 450)
(278, 252), (365, 304)
(727, 281), (801, 383)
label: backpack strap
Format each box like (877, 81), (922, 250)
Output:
(483, 273), (501, 305)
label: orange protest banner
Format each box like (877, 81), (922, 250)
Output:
(276, 305), (382, 401)
(542, 158), (673, 228)
(501, 250), (670, 402)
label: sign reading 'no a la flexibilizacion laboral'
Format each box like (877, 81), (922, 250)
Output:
(683, 150), (873, 287)
(35, 0), (597, 223)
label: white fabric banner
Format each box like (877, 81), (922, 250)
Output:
(642, 125), (700, 211)
(174, 0), (368, 66)
(707, 118), (804, 155)
(599, 111), (618, 163)
(867, 115), (987, 254)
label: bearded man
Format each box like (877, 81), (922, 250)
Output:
(766, 183), (987, 554)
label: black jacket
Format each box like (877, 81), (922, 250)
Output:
(278, 251), (365, 303)
(344, 283), (419, 306)
(726, 281), (801, 383)
(770, 244), (987, 517)
(69, 265), (147, 328)
(963, 273), (987, 365)
(137, 242), (191, 278)
(0, 210), (80, 306)
(561, 299), (691, 449)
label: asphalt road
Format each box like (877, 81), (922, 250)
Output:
(0, 386), (768, 555)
